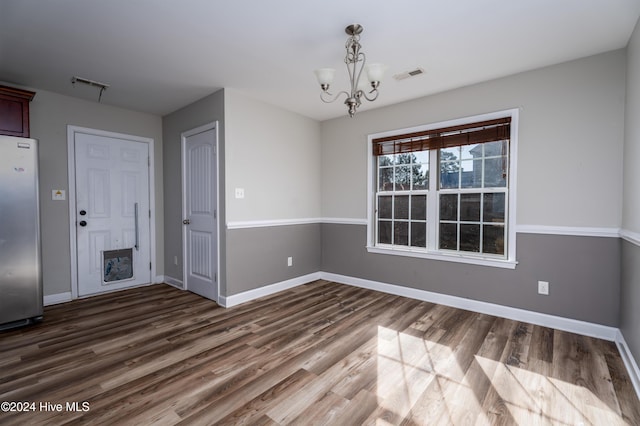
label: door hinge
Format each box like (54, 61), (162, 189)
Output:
(148, 156), (151, 166)
(214, 209), (217, 219)
(149, 209), (151, 218)
(149, 262), (152, 270)
(214, 272), (217, 283)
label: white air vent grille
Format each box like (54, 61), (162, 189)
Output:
(393, 67), (425, 81)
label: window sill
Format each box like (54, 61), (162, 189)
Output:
(366, 246), (518, 269)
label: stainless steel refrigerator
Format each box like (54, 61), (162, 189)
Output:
(0, 135), (43, 330)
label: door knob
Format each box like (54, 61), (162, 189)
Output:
(79, 210), (87, 216)
(79, 220), (87, 227)
(183, 219), (191, 225)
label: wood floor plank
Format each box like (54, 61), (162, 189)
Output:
(0, 282), (638, 426)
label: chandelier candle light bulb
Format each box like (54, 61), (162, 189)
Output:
(315, 24), (386, 117)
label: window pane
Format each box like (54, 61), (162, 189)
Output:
(412, 163), (428, 190)
(411, 222), (426, 248)
(460, 193), (481, 221)
(440, 194), (458, 221)
(413, 151), (428, 164)
(379, 154), (394, 166)
(439, 223), (457, 250)
(411, 195), (427, 221)
(461, 144), (478, 160)
(484, 157), (507, 187)
(440, 165), (458, 189)
(440, 148), (460, 189)
(394, 222), (409, 246)
(441, 147), (459, 160)
(483, 224), (505, 255)
(394, 195), (409, 220)
(460, 224), (480, 252)
(395, 153), (413, 165)
(395, 165), (411, 190)
(483, 193), (505, 223)
(378, 195), (392, 219)
(484, 140), (507, 157)
(378, 220), (392, 244)
(379, 167), (394, 191)
(461, 159), (481, 188)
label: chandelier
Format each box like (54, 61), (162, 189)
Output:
(314, 24), (386, 117)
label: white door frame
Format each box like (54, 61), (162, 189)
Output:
(67, 125), (157, 299)
(181, 121), (220, 304)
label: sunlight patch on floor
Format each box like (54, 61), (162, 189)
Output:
(376, 326), (489, 424)
(374, 326), (627, 425)
(475, 355), (626, 425)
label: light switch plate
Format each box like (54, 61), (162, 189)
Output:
(52, 189), (66, 200)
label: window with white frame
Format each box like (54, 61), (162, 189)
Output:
(369, 112), (517, 267)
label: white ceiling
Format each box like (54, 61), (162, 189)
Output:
(1, 0), (639, 121)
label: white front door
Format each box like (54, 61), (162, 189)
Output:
(182, 123), (218, 301)
(74, 132), (151, 296)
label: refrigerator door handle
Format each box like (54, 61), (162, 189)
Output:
(134, 203), (139, 251)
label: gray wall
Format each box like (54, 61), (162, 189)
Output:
(319, 50), (627, 326)
(162, 89), (226, 293)
(6, 85), (164, 296)
(622, 242), (640, 354)
(621, 18), (640, 359)
(322, 224), (620, 325)
(227, 224), (321, 294)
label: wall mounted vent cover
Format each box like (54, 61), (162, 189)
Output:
(393, 67), (426, 81)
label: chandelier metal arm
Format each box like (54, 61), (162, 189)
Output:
(319, 90), (351, 104)
(360, 87), (379, 102)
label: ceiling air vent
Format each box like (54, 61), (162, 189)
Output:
(393, 67), (425, 81)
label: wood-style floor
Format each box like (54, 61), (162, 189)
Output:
(1, 281), (639, 425)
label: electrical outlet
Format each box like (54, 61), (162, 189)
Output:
(538, 281), (549, 295)
(287, 256), (293, 267)
(235, 188), (245, 199)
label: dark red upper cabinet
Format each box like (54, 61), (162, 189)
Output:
(0, 85), (36, 138)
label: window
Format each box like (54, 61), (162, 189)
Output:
(368, 111), (517, 269)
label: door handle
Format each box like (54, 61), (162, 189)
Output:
(183, 219), (191, 225)
(134, 203), (139, 251)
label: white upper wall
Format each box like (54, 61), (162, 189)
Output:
(320, 50), (626, 229)
(224, 89), (321, 223)
(624, 18), (640, 233)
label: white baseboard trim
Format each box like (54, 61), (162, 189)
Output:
(44, 292), (72, 306)
(319, 272), (619, 342)
(220, 272), (322, 308)
(616, 330), (640, 401)
(163, 276), (184, 289)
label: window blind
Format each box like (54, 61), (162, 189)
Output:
(372, 117), (511, 156)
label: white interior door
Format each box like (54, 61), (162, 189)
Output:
(74, 133), (151, 296)
(182, 123), (218, 301)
